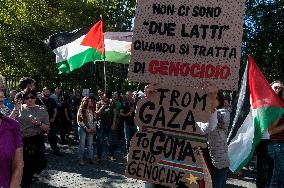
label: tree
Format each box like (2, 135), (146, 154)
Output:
(242, 0), (284, 82)
(0, 0), (136, 90)
(0, 0), (282, 91)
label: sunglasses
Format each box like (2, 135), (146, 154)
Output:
(24, 96), (36, 100)
(274, 86), (282, 90)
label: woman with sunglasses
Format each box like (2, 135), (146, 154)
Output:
(10, 88), (50, 188)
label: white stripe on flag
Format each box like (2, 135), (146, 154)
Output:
(228, 107), (254, 172)
(105, 39), (131, 53)
(53, 35), (89, 63)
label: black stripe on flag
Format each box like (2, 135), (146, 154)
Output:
(45, 25), (92, 50)
(227, 63), (251, 145)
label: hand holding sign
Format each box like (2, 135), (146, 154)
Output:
(126, 0), (245, 186)
(126, 86), (213, 187)
(200, 82), (218, 113)
(144, 83), (158, 98)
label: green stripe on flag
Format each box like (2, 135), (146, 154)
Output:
(254, 107), (284, 135)
(105, 51), (130, 64)
(57, 48), (103, 73)
(233, 107), (284, 173)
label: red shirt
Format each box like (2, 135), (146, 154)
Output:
(270, 116), (284, 142)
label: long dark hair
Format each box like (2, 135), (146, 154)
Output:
(78, 96), (92, 124)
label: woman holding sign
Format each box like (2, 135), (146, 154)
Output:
(144, 83), (230, 188)
(198, 91), (231, 188)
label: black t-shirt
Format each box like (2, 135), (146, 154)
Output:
(68, 96), (80, 114)
(57, 101), (69, 121)
(96, 100), (114, 126)
(121, 101), (135, 125)
(42, 97), (57, 118)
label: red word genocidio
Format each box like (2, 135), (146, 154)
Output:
(148, 60), (230, 79)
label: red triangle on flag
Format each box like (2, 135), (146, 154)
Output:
(248, 55), (284, 109)
(81, 20), (104, 54)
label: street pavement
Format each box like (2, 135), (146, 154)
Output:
(30, 136), (257, 188)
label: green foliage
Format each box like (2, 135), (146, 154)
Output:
(242, 0), (284, 82)
(0, 0), (136, 91)
(0, 0), (283, 92)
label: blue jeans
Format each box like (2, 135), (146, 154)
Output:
(96, 123), (114, 158)
(211, 166), (229, 188)
(124, 122), (138, 152)
(72, 112), (79, 140)
(256, 139), (274, 188)
(78, 127), (94, 160)
(268, 142), (284, 188)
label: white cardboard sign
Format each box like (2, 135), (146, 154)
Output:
(128, 0), (245, 90)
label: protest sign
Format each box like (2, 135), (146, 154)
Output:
(125, 86), (212, 187)
(82, 89), (90, 96)
(128, 0), (245, 90)
(134, 87), (211, 131)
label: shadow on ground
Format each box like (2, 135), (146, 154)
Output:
(31, 135), (256, 188)
(32, 136), (137, 187)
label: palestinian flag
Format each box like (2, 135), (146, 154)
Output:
(227, 55), (284, 173)
(104, 32), (132, 64)
(45, 20), (104, 73)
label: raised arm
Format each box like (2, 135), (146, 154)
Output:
(9, 99), (21, 119)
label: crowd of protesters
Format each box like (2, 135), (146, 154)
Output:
(0, 75), (283, 188)
(0, 76), (143, 188)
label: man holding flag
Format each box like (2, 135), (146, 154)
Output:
(267, 87), (284, 187)
(255, 80), (283, 188)
(227, 55), (284, 187)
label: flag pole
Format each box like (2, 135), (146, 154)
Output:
(103, 59), (107, 93)
(100, 14), (107, 93)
